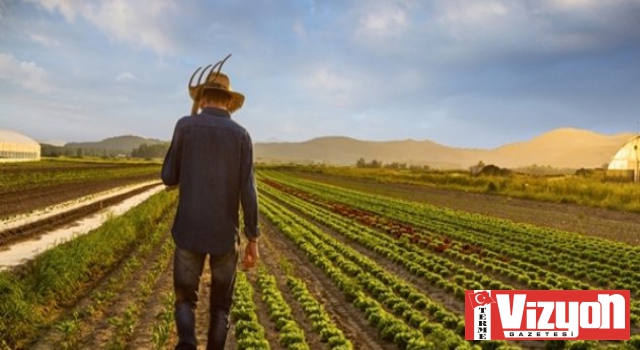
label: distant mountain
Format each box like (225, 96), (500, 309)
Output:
(65, 135), (166, 153)
(254, 128), (636, 169)
(58, 128), (635, 168)
(255, 136), (466, 168)
(485, 128), (635, 169)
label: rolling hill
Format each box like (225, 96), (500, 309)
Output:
(254, 128), (636, 169)
(65, 135), (165, 153)
(55, 128), (635, 168)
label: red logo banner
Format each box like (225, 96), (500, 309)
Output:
(465, 290), (630, 341)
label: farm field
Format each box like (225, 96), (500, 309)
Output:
(0, 159), (161, 219)
(274, 167), (640, 245)
(1, 166), (639, 349)
(272, 166), (640, 216)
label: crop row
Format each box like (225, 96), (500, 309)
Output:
(258, 179), (604, 293)
(327, 200), (593, 291)
(262, 171), (639, 272)
(103, 233), (175, 349)
(267, 169), (640, 266)
(53, 224), (173, 349)
(1, 163), (160, 193)
(150, 292), (176, 349)
(286, 275), (353, 350)
(231, 271), (271, 350)
(269, 165), (640, 219)
(259, 177), (594, 293)
(259, 172), (640, 349)
(260, 191), (466, 329)
(257, 267), (310, 350)
(259, 172), (640, 321)
(0, 190), (177, 348)
(259, 183), (512, 295)
(258, 193), (487, 350)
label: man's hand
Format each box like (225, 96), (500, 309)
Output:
(243, 240), (259, 269)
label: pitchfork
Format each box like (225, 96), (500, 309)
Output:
(188, 54), (232, 115)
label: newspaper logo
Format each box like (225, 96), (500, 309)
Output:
(465, 290), (630, 341)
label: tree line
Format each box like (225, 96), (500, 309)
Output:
(355, 158), (430, 170)
(40, 143), (169, 159)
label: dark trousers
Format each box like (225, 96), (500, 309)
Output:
(173, 244), (238, 350)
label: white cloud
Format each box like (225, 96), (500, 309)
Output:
(547, 0), (602, 10)
(403, 0), (640, 66)
(0, 53), (52, 93)
(114, 72), (140, 82)
(305, 68), (354, 93)
(304, 67), (357, 107)
(89, 0), (176, 54)
(26, 0), (90, 21)
(362, 9), (407, 30)
(27, 0), (177, 54)
(30, 33), (61, 48)
(438, 1), (508, 25)
(357, 6), (408, 39)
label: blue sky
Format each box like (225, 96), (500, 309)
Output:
(1, 0), (639, 148)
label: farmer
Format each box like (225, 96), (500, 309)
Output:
(161, 58), (260, 350)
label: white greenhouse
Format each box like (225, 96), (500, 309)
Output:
(0, 129), (41, 162)
(607, 135), (640, 182)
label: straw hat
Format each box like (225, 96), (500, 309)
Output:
(188, 55), (245, 114)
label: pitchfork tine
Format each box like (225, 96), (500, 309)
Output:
(218, 54), (232, 71)
(212, 54), (232, 82)
(189, 67), (203, 87)
(205, 61), (223, 85)
(197, 64), (213, 85)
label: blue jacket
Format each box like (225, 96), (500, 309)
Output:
(161, 107), (259, 255)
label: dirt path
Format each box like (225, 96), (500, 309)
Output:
(159, 256), (240, 350)
(192, 261), (218, 350)
(127, 260), (175, 350)
(291, 172), (640, 244)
